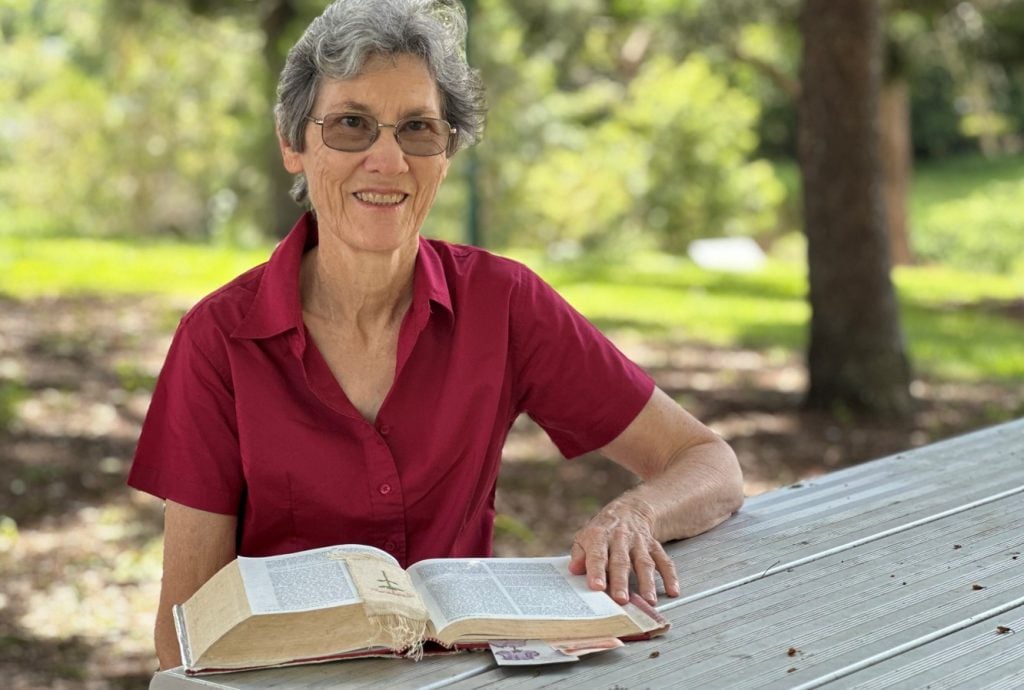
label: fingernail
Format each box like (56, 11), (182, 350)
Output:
(616, 590), (627, 600)
(594, 577), (605, 588)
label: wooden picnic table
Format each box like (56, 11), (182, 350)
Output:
(151, 418), (1024, 689)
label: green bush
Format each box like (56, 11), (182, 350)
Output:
(513, 55), (785, 253)
(0, 1), (268, 242)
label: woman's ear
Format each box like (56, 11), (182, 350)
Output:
(277, 126), (304, 174)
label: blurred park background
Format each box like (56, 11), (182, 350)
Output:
(1, 0), (1023, 686)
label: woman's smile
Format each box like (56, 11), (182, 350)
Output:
(353, 190), (409, 207)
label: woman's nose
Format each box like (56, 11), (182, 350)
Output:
(363, 125), (409, 175)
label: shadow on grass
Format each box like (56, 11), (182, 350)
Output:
(0, 429), (147, 530)
(0, 591), (154, 689)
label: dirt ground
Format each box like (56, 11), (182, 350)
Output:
(0, 295), (1020, 689)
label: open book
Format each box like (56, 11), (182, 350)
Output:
(173, 544), (669, 675)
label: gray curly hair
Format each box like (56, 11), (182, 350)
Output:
(274, 0), (487, 205)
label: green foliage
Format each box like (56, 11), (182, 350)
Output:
(485, 50), (784, 252)
(908, 63), (971, 158)
(0, 0), (268, 242)
(2, 0), (1023, 266)
(626, 56), (785, 250)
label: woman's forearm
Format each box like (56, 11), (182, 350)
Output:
(622, 436), (744, 543)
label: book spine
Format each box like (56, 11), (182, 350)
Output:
(172, 604), (195, 671)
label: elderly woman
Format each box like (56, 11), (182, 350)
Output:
(129, 0), (743, 670)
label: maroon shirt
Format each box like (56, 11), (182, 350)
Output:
(128, 213), (654, 567)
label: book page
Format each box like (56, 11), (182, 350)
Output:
(237, 544), (398, 614)
(407, 556), (623, 630)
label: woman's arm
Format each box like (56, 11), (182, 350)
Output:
(568, 387), (744, 606)
(155, 500), (238, 670)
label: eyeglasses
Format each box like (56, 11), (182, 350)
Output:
(305, 113), (457, 156)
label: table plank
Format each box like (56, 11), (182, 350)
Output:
(841, 605), (1024, 689)
(663, 419), (1024, 607)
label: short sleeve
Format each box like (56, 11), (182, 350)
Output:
(127, 318), (245, 515)
(509, 266), (655, 458)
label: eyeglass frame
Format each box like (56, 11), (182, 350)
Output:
(305, 113), (459, 157)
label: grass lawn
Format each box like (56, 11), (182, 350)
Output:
(0, 236), (272, 299)
(0, 232), (1020, 384)
(526, 252), (1023, 383)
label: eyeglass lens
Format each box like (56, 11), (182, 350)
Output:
(319, 113), (452, 156)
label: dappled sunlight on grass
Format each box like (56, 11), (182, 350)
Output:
(524, 251), (1022, 383)
(0, 497), (164, 685)
(895, 264), (1024, 304)
(903, 306), (1024, 383)
(2, 235), (1019, 382)
(0, 236), (273, 298)
(556, 280), (809, 349)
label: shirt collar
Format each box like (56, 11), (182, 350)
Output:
(415, 235), (454, 319)
(232, 212), (453, 340)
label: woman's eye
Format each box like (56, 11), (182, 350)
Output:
(338, 115), (368, 129)
(403, 119), (429, 132)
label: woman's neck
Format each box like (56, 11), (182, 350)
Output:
(300, 237), (417, 333)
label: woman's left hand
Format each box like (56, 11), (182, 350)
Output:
(567, 495), (680, 606)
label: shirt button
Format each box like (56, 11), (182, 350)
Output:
(379, 424), (391, 436)
(384, 540), (396, 551)
(379, 483), (392, 495)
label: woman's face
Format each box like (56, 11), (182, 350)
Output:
(280, 54), (451, 255)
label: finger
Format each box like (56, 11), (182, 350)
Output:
(606, 531), (632, 604)
(630, 544), (658, 604)
(583, 537), (610, 593)
(568, 540), (586, 575)
(651, 544), (679, 598)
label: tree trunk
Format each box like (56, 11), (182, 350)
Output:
(261, 0), (302, 239)
(797, 0), (912, 417)
(879, 78), (913, 266)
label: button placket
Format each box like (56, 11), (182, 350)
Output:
(362, 425), (406, 563)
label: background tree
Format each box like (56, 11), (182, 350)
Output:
(798, 0), (913, 416)
(181, 0), (308, 239)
